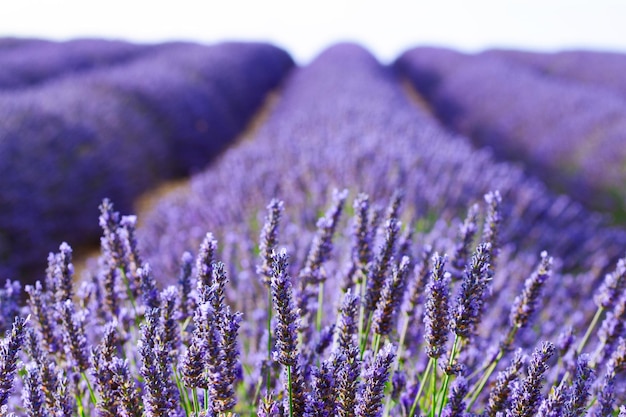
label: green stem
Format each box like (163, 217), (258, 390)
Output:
(373, 333), (382, 355)
(579, 307), (604, 355)
(430, 358), (438, 417)
(437, 334), (460, 415)
(192, 389), (201, 417)
(316, 282), (325, 332)
(383, 313), (412, 417)
(408, 357), (434, 417)
(562, 306), (604, 383)
(360, 312), (373, 359)
(467, 352), (502, 410)
(266, 286), (273, 394)
(287, 365), (294, 417)
(81, 371), (98, 406)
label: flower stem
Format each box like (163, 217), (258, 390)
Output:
(409, 357), (434, 417)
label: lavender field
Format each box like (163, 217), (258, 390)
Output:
(0, 39), (625, 416)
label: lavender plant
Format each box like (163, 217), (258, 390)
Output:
(395, 47), (626, 215)
(0, 187), (623, 415)
(0, 41), (293, 282)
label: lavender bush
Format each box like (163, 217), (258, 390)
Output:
(394, 47), (626, 215)
(0, 191), (621, 415)
(0, 41), (294, 281)
(484, 48), (626, 98)
(0, 39), (153, 90)
(138, 43), (624, 282)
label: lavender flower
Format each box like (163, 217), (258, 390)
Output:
(481, 191), (502, 270)
(109, 357), (142, 417)
(257, 394), (284, 417)
(257, 199), (284, 284)
(0, 281), (21, 334)
(270, 250), (300, 367)
(334, 346), (361, 417)
(424, 254), (451, 359)
(510, 251), (553, 330)
(177, 251), (195, 320)
(307, 360), (336, 417)
(594, 257), (626, 310)
(563, 354), (594, 417)
(365, 217), (401, 313)
(59, 300), (90, 372)
(196, 232), (218, 294)
(22, 364), (50, 417)
(451, 204), (480, 278)
(372, 256), (411, 336)
(139, 263), (159, 310)
(352, 193), (374, 275)
(335, 290), (360, 353)
(407, 245), (433, 314)
(139, 307), (181, 417)
(25, 328), (59, 411)
(53, 242), (75, 303)
(536, 381), (568, 417)
(0, 316), (27, 408)
(452, 242), (492, 339)
(25, 282), (60, 353)
(355, 343), (395, 417)
(486, 349), (524, 417)
(441, 376), (468, 417)
(299, 189), (348, 285)
(510, 342), (555, 417)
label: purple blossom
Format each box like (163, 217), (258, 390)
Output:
(424, 254), (451, 359)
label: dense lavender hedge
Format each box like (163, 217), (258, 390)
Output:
(0, 41), (294, 281)
(0, 39), (154, 90)
(395, 47), (626, 214)
(139, 43), (624, 281)
(485, 48), (626, 98)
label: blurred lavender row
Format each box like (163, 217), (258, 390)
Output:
(0, 38), (155, 90)
(0, 41), (294, 282)
(137, 43), (625, 285)
(394, 47), (626, 215)
(484, 48), (626, 98)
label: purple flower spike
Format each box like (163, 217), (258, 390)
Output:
(510, 251), (553, 331)
(257, 199), (284, 285)
(355, 343), (396, 417)
(424, 253), (451, 359)
(22, 364), (50, 417)
(0, 316), (28, 408)
(452, 242), (492, 339)
(372, 256), (411, 337)
(60, 300), (90, 372)
(270, 249), (300, 367)
(510, 341), (555, 417)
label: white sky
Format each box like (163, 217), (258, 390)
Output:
(2, 0), (625, 64)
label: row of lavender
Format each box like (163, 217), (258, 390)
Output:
(0, 38), (156, 90)
(0, 42), (624, 415)
(0, 41), (294, 281)
(394, 47), (626, 216)
(484, 49), (626, 98)
(106, 43), (626, 413)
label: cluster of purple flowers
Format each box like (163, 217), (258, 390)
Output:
(0, 41), (293, 281)
(0, 188), (622, 415)
(484, 49), (626, 98)
(394, 47), (626, 215)
(139, 42), (624, 287)
(0, 38), (154, 90)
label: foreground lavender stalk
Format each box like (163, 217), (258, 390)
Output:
(509, 342), (555, 417)
(0, 316), (27, 408)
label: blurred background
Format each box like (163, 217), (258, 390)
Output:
(2, 0), (625, 63)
